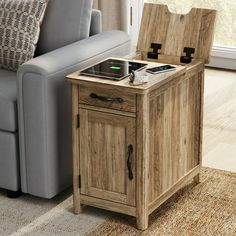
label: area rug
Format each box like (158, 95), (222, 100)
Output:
(88, 168), (236, 236)
(0, 189), (109, 235)
(0, 167), (235, 235)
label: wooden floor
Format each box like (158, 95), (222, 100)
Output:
(203, 68), (236, 173)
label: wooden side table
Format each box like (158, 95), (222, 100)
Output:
(66, 3), (216, 230)
(66, 57), (204, 230)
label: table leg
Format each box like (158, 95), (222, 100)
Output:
(137, 215), (149, 230)
(193, 173), (200, 184)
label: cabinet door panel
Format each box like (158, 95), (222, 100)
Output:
(80, 109), (136, 206)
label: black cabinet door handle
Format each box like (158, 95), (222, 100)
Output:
(127, 144), (134, 180)
(90, 93), (124, 103)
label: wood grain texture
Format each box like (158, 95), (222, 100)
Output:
(136, 94), (150, 230)
(66, 57), (186, 95)
(148, 165), (200, 214)
(194, 71), (204, 184)
(148, 71), (202, 204)
(79, 85), (136, 112)
(79, 109), (136, 206)
(137, 4), (216, 64)
(79, 104), (136, 118)
(67, 2), (215, 229)
(71, 84), (80, 214)
(80, 195), (136, 217)
(68, 61), (204, 230)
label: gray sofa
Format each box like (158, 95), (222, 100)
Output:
(0, 0), (131, 198)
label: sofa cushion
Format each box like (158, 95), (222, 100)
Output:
(0, 0), (48, 71)
(36, 0), (93, 55)
(0, 69), (17, 132)
(0, 131), (19, 191)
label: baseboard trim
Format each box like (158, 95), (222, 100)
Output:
(208, 45), (236, 70)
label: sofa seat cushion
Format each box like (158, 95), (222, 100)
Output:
(0, 69), (17, 132)
(0, 130), (19, 191)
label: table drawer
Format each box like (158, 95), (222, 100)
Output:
(79, 86), (136, 113)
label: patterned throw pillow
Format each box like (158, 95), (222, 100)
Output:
(0, 0), (47, 71)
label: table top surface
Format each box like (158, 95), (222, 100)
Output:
(66, 57), (187, 94)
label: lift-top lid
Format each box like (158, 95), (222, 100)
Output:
(137, 4), (217, 64)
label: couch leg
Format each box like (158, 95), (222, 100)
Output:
(7, 190), (22, 198)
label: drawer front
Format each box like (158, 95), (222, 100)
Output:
(79, 86), (136, 113)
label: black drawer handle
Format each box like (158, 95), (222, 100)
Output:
(127, 144), (134, 180)
(90, 93), (124, 103)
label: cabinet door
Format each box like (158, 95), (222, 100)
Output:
(79, 109), (136, 206)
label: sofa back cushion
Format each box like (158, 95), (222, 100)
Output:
(0, 0), (48, 71)
(36, 0), (93, 55)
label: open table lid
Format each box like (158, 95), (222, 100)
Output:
(137, 4), (217, 64)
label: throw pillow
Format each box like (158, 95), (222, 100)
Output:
(0, 0), (48, 71)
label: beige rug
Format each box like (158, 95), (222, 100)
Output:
(89, 168), (236, 236)
(0, 189), (108, 235)
(0, 168), (235, 235)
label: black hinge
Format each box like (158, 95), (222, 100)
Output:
(78, 175), (81, 188)
(180, 47), (195, 63)
(147, 43), (162, 59)
(77, 114), (80, 128)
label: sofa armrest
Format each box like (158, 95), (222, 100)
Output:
(18, 30), (130, 76)
(17, 30), (131, 198)
(90, 9), (102, 36)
